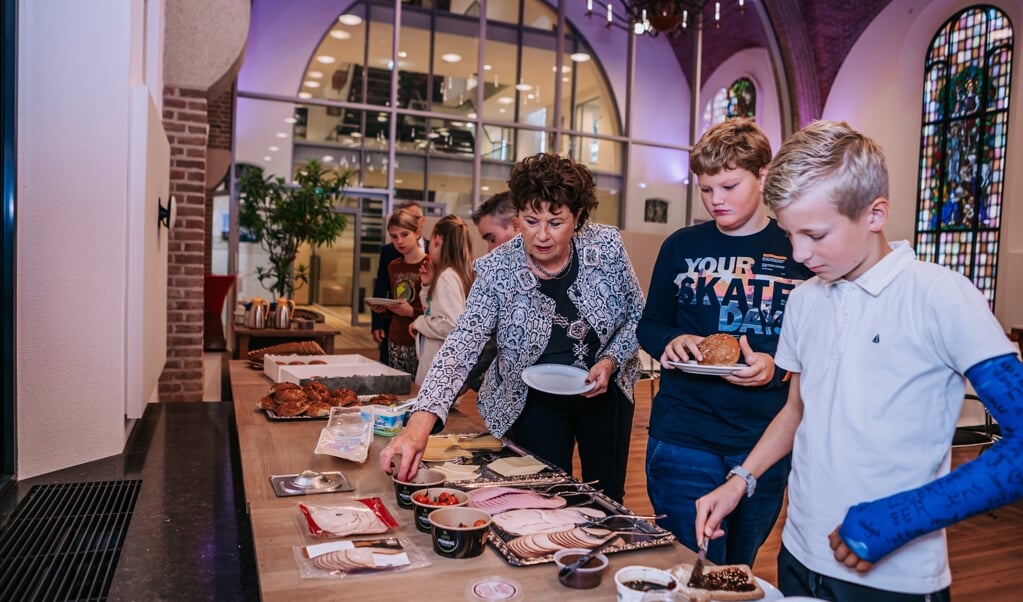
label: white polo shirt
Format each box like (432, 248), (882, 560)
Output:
(775, 241), (1016, 594)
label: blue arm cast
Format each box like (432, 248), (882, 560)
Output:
(838, 353), (1023, 562)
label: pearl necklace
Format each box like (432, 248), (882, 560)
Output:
(530, 242), (575, 279)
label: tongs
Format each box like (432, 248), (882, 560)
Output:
(577, 513), (666, 530)
(579, 512), (665, 523)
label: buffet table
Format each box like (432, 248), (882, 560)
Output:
(229, 360), (697, 600)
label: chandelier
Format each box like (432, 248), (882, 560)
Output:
(586, 0), (745, 37)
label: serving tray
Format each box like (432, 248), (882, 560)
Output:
(261, 395), (384, 422)
(424, 436), (675, 566)
(270, 471), (354, 497)
(483, 484), (676, 566)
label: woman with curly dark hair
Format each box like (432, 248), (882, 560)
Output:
(381, 153), (645, 502)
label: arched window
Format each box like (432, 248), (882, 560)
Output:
(701, 77), (756, 133)
(915, 5), (1013, 307)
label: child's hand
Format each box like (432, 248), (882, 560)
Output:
(390, 300), (413, 318)
(372, 328), (386, 344)
(723, 335), (776, 387)
(660, 334), (704, 366)
(420, 256), (434, 286)
(368, 302), (388, 314)
(694, 477), (746, 548)
(828, 527), (874, 573)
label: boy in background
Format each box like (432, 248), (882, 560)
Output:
(472, 191), (519, 252)
(695, 120), (1023, 601)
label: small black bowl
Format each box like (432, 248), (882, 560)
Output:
(429, 507), (492, 559)
(391, 468), (446, 510)
(410, 487), (468, 533)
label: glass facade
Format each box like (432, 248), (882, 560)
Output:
(914, 5), (1013, 307)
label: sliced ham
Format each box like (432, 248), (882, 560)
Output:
(467, 486), (568, 514)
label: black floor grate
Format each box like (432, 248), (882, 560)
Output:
(0, 480), (142, 602)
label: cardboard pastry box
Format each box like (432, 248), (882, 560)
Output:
(277, 363), (412, 395)
(263, 354), (378, 383)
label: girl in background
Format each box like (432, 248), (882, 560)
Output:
(368, 209), (426, 376)
(410, 215), (476, 385)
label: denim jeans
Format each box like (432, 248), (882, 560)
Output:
(645, 436), (790, 566)
(777, 545), (951, 601)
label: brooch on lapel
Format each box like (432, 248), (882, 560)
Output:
(515, 268), (538, 291)
(581, 245), (601, 267)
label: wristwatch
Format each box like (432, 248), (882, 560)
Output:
(727, 465), (757, 498)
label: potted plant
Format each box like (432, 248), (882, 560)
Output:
(237, 160), (351, 300)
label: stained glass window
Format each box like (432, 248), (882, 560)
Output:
(915, 6), (1013, 307)
(701, 77), (756, 133)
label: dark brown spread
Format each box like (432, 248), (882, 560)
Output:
(693, 566), (755, 592)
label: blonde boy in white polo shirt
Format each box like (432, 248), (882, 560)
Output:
(694, 120), (1023, 601)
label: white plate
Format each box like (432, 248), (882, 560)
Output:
(755, 577), (784, 601)
(664, 360), (748, 376)
(521, 364), (595, 395)
(364, 297), (402, 306)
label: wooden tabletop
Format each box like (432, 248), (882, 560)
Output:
(228, 360), (697, 600)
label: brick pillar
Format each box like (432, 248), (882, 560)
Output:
(205, 82), (235, 273)
(160, 86), (208, 401)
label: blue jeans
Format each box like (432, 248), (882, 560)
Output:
(645, 437), (790, 566)
(778, 545), (951, 601)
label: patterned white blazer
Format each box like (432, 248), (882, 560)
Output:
(414, 222), (645, 437)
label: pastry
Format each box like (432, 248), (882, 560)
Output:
(275, 399), (310, 417)
(304, 401), (331, 417)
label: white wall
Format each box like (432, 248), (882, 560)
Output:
(824, 0), (1023, 329)
(16, 1), (159, 478)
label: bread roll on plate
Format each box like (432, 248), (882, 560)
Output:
(669, 562), (765, 601)
(697, 334), (741, 365)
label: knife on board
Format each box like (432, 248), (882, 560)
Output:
(688, 537), (709, 587)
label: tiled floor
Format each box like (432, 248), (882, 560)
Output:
(0, 402), (260, 601)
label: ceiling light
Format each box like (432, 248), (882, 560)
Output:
(308, 70), (324, 79)
(268, 146), (279, 152)
(440, 53), (462, 63)
(395, 179), (403, 184)
(497, 97), (514, 105)
(276, 132), (288, 138)
(499, 108), (507, 113)
(483, 64), (492, 71)
(285, 117), (298, 124)
(570, 52), (591, 62)
(303, 80), (320, 88)
(298, 92), (312, 99)
(350, 132), (362, 138)
(590, 1), (746, 37)
(377, 115), (387, 122)
(638, 182), (647, 188)
(264, 156), (272, 162)
(329, 29), (352, 40)
(562, 76), (570, 82)
(337, 14), (362, 26)
(398, 51), (408, 58)
(316, 55), (336, 64)
(322, 155), (335, 163)
(481, 185), (490, 191)
(551, 65), (572, 73)
(515, 83), (532, 91)
(467, 112), (477, 119)
(527, 93), (535, 100)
